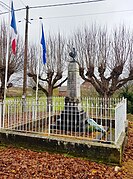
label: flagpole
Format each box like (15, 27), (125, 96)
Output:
(4, 0), (11, 101)
(35, 20), (46, 104)
(35, 19), (42, 103)
(35, 52), (40, 103)
(4, 31), (10, 102)
(35, 19), (42, 121)
(3, 0), (11, 128)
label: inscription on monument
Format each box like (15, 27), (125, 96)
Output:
(67, 62), (80, 100)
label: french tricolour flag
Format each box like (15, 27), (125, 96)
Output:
(10, 1), (17, 55)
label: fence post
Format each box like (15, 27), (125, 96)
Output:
(115, 104), (117, 144)
(124, 98), (128, 135)
(124, 98), (127, 122)
(1, 101), (4, 129)
(0, 101), (2, 128)
(32, 103), (35, 121)
(48, 103), (51, 135)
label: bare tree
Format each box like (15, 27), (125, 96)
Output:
(28, 32), (68, 102)
(72, 25), (133, 98)
(0, 21), (24, 100)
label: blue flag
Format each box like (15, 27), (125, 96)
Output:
(41, 23), (46, 64)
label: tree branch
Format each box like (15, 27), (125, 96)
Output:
(54, 77), (68, 89)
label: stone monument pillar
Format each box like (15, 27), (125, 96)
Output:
(66, 61), (81, 103)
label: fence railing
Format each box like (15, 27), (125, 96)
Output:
(0, 97), (126, 144)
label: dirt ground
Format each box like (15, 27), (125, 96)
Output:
(0, 115), (133, 179)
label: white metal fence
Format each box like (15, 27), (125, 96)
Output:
(115, 98), (127, 144)
(0, 97), (126, 144)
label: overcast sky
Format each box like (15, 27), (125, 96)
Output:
(1, 0), (133, 44)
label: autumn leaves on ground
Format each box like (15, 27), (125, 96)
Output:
(0, 115), (133, 179)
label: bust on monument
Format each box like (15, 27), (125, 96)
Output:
(69, 48), (77, 62)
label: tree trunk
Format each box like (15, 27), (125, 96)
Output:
(46, 86), (53, 112)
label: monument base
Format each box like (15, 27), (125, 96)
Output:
(52, 99), (88, 133)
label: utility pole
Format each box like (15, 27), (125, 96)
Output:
(22, 6), (29, 100)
